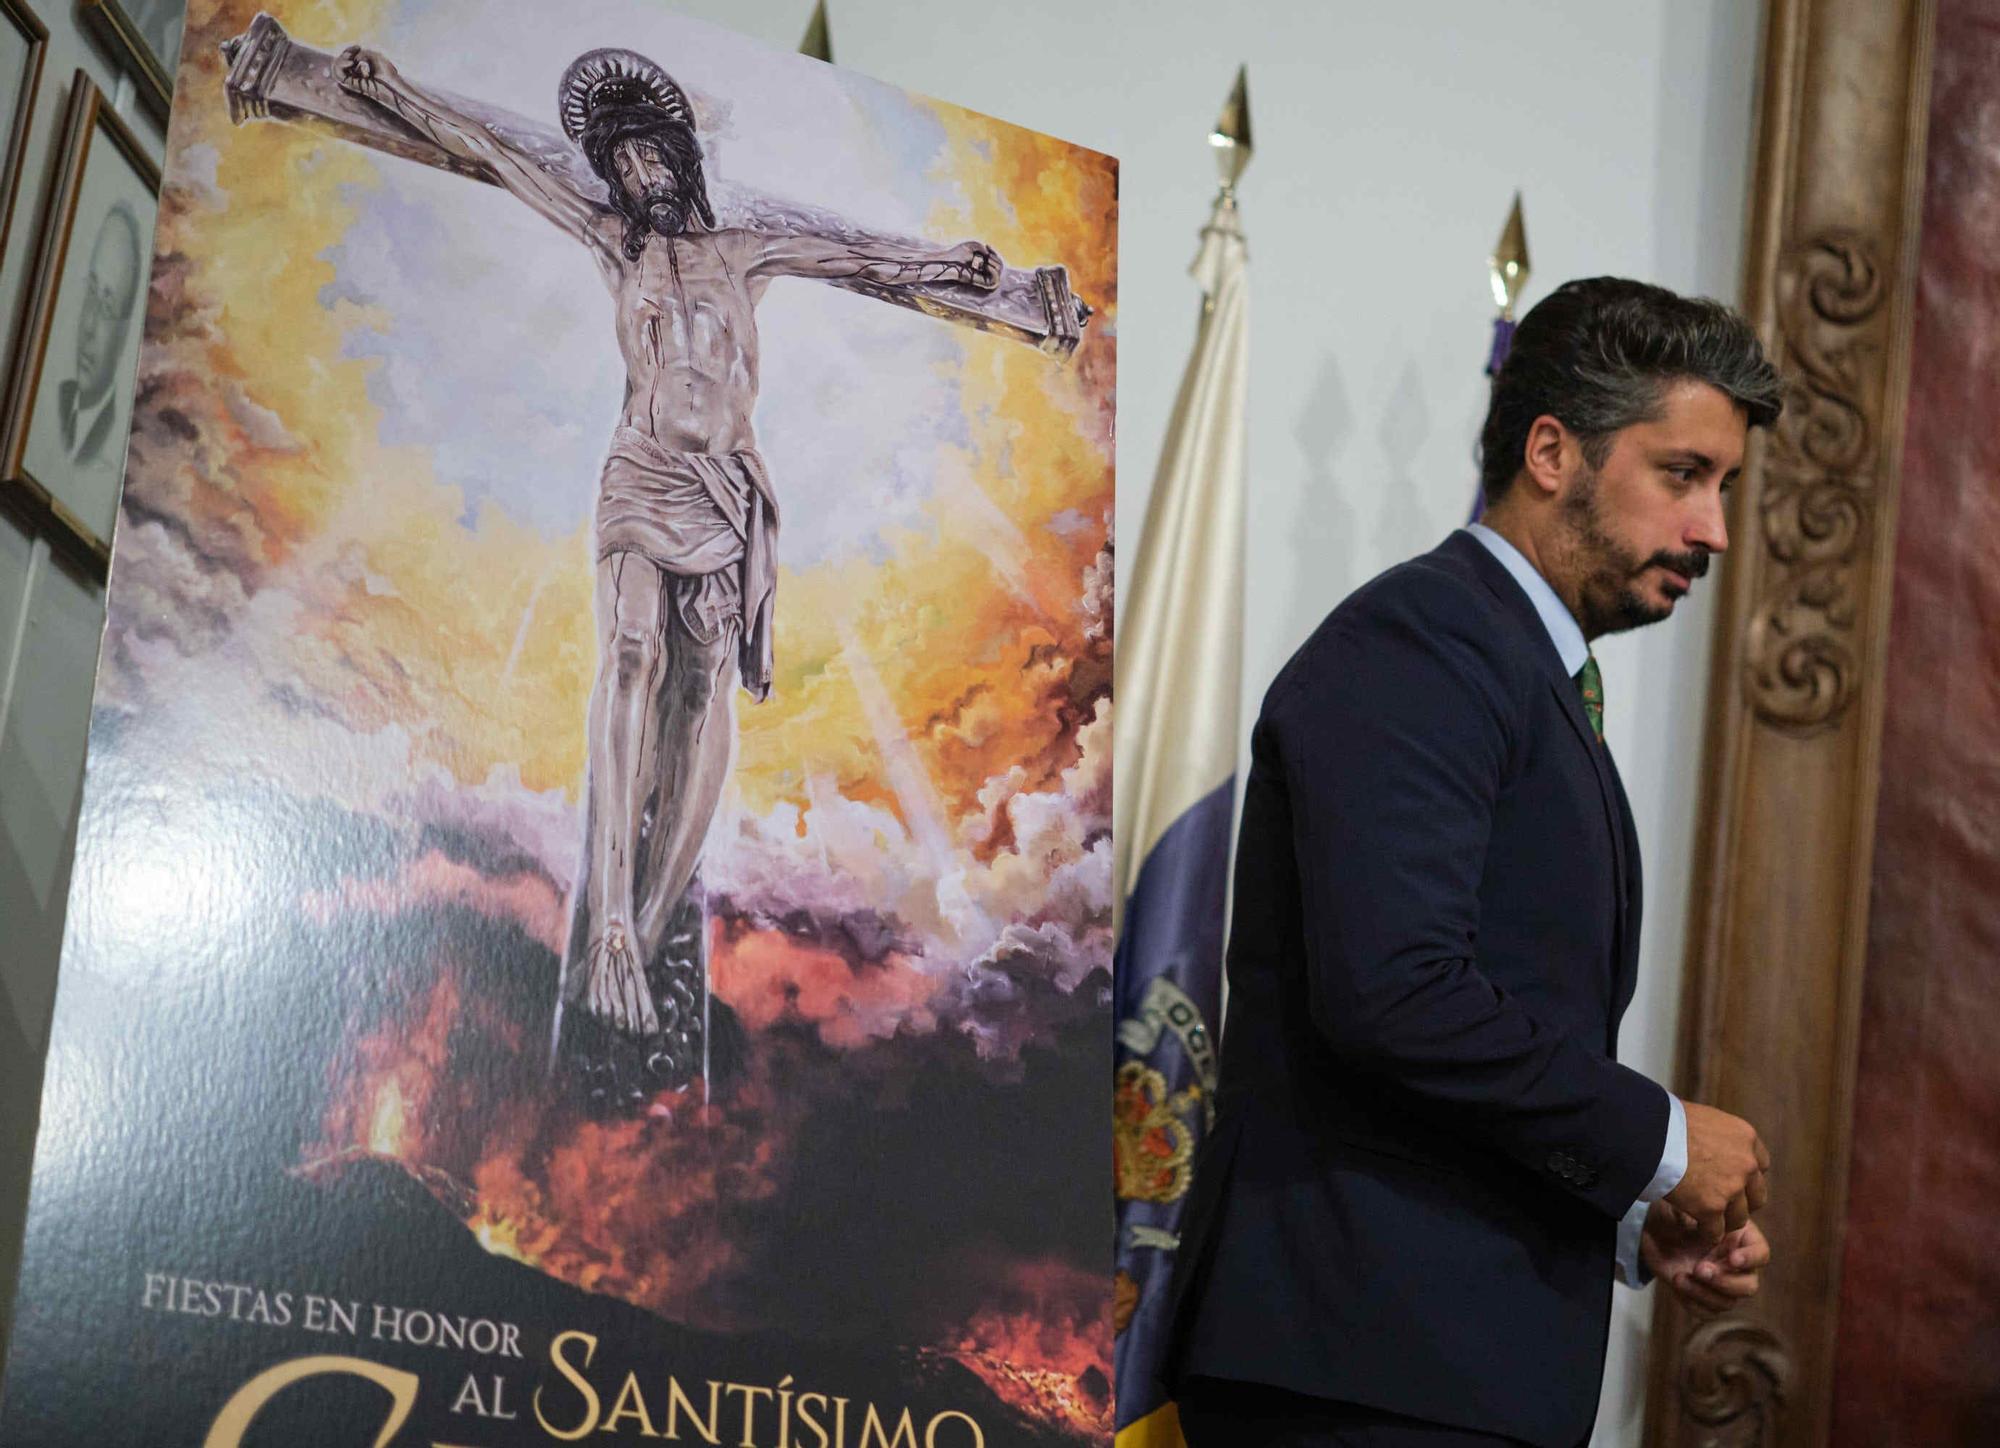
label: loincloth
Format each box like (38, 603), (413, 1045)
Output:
(595, 427), (779, 702)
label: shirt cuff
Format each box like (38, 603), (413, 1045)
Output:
(1614, 1197), (1651, 1287)
(1615, 1091), (1688, 1289)
(1640, 1092), (1689, 1203)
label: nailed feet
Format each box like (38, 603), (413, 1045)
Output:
(585, 922), (659, 1036)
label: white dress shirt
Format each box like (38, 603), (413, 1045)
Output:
(1466, 523), (1687, 1287)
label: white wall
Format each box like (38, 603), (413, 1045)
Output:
(0, 0), (166, 1357)
(0, 0), (1765, 1435)
(656, 3), (1763, 1442)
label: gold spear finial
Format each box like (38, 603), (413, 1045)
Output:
(799, 1), (832, 63)
(1489, 191), (1530, 318)
(1210, 65), (1252, 194)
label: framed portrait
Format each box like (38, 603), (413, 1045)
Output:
(0, 0), (48, 261)
(79, 0), (183, 120)
(0, 72), (160, 574)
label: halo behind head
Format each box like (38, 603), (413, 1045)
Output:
(559, 48), (693, 142)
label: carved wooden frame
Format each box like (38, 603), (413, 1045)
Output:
(1643, 1), (1937, 1445)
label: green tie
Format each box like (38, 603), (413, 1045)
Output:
(1576, 654), (1605, 742)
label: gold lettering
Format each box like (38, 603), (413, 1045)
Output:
(924, 1411), (983, 1448)
(665, 1378), (722, 1444)
(603, 1372), (660, 1437)
(723, 1382), (773, 1447)
(794, 1393), (831, 1448)
(203, 1355), (418, 1448)
(858, 1404), (918, 1448)
(774, 1375), (795, 1448)
(534, 1331), (603, 1441)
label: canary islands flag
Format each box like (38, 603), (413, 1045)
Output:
(1111, 187), (1248, 1448)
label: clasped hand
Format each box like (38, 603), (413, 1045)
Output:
(1652, 1099), (1774, 1312)
(1664, 1100), (1771, 1240)
(1640, 1201), (1770, 1314)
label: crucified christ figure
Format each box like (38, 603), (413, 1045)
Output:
(330, 45), (1005, 1072)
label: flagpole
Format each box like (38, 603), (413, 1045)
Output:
(1111, 64), (1251, 942)
(1470, 193), (1530, 522)
(1111, 66), (1252, 1448)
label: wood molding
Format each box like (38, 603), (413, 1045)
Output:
(0, 0), (50, 267)
(1644, 2), (1937, 1446)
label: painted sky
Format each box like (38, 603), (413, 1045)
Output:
(326, 0), (987, 560)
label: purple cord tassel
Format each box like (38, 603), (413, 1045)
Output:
(1469, 318), (1518, 523)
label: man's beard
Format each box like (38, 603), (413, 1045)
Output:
(1560, 464), (1711, 638)
(638, 188), (690, 237)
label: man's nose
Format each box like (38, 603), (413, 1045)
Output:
(1690, 490), (1730, 555)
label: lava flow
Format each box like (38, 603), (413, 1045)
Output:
(926, 1260), (1114, 1440)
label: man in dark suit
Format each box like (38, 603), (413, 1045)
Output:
(1168, 279), (1781, 1446)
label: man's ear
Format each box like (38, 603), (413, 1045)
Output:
(1520, 414), (1573, 501)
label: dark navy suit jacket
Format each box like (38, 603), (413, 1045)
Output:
(1166, 530), (1670, 1448)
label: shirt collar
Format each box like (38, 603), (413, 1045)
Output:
(1464, 523), (1590, 677)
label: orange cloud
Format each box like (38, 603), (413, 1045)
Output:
(709, 923), (943, 1050)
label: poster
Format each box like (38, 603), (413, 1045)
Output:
(0, 3), (1116, 1444)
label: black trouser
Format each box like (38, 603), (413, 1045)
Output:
(1176, 1376), (1539, 1448)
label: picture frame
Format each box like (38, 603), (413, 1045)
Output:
(0, 72), (161, 577)
(79, 0), (183, 121)
(0, 0), (48, 263)
(1642, 0), (1937, 1444)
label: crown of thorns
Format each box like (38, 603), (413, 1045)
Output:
(558, 49), (693, 142)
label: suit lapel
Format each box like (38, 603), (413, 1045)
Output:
(1436, 533), (1631, 976)
(1549, 675), (1633, 998)
(1602, 744), (1645, 1031)
(1546, 674), (1629, 915)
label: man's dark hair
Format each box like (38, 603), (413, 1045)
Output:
(579, 103), (716, 261)
(1477, 277), (1784, 504)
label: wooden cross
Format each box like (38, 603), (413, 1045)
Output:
(218, 13), (1092, 356)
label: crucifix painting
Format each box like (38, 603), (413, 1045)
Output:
(217, 12), (1092, 1102)
(0, 1), (1115, 1438)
